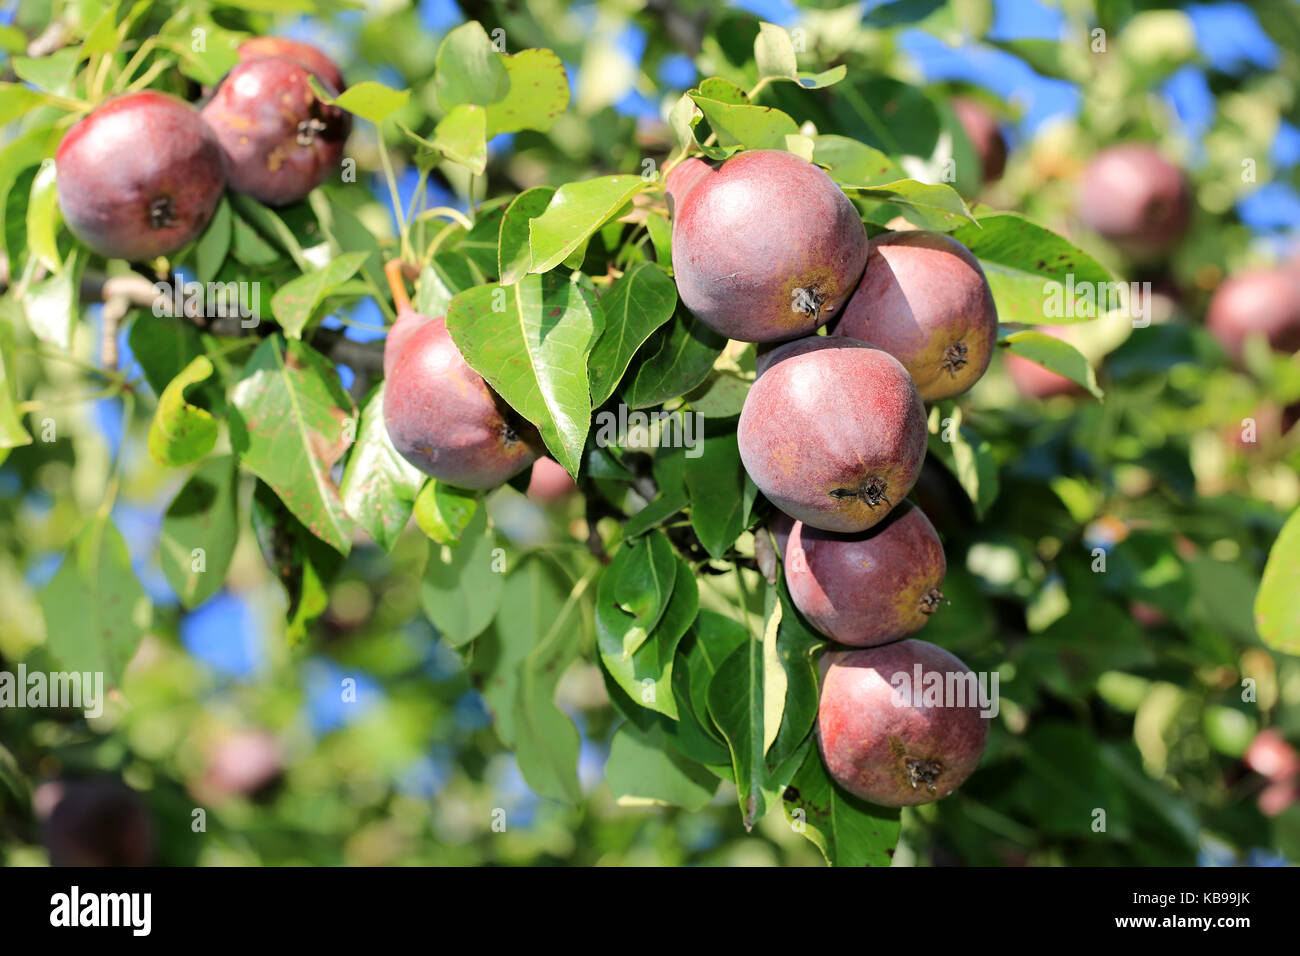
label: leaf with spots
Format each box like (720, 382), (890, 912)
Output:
(434, 23), (569, 137)
(486, 48), (570, 137)
(781, 744), (902, 867)
(950, 212), (1115, 324)
(230, 336), (356, 554)
(445, 274), (602, 477)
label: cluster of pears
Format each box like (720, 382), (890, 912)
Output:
(671, 149), (996, 806)
(55, 38), (349, 261)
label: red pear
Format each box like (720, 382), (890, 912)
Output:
(835, 231), (999, 401)
(673, 149), (869, 342)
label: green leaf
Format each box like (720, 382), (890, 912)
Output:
(4, 165), (38, 271)
(317, 195), (386, 293)
(668, 93), (704, 155)
(250, 480), (342, 645)
(229, 194), (308, 271)
(401, 105), (487, 176)
(855, 179), (975, 230)
(0, 741), (29, 809)
(512, 559), (588, 803)
(598, 553), (698, 721)
(434, 26), (570, 135)
(432, 104), (487, 174)
(0, 82), (46, 125)
(0, 125), (61, 230)
(230, 211), (281, 266)
(612, 531), (679, 657)
(1001, 329), (1103, 399)
(1255, 508), (1300, 655)
(13, 49), (79, 96)
(690, 90), (802, 152)
(445, 274), (601, 477)
(23, 247), (83, 349)
(589, 262), (677, 407)
(683, 370), (750, 417)
(813, 135), (904, 188)
(457, 199), (508, 277)
(528, 175), (646, 274)
(148, 355), (219, 467)
(270, 251), (368, 339)
(755, 22), (798, 79)
(781, 744), (902, 867)
(790, 66), (847, 89)
(159, 455), (239, 609)
(623, 308), (727, 409)
(708, 608), (808, 829)
(435, 22), (508, 113)
(128, 312), (213, 402)
(607, 722), (719, 810)
(0, 320), (32, 451)
(229, 337), (356, 554)
(79, 2), (121, 57)
(866, 0), (945, 27)
(950, 212), (1115, 325)
(419, 506), (502, 647)
(415, 251), (483, 316)
(39, 518), (148, 686)
(683, 430), (756, 559)
(195, 195), (232, 281)
(670, 614), (748, 764)
(498, 187), (555, 286)
(329, 80), (409, 125)
(927, 404), (1000, 519)
(486, 48), (570, 137)
(339, 384), (425, 551)
(413, 478), (479, 545)
(829, 76), (940, 158)
(645, 210), (672, 272)
(769, 575), (825, 767)
(25, 159), (59, 272)
(989, 38), (1082, 80)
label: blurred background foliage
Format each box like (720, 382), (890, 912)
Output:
(2, 0), (1300, 866)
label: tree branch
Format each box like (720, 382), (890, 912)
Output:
(0, 260), (388, 375)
